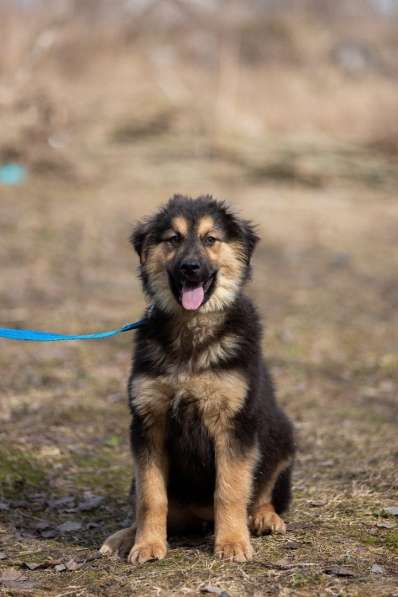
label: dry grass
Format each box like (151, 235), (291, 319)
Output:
(1, 2), (398, 595)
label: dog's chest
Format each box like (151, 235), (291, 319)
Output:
(132, 368), (248, 436)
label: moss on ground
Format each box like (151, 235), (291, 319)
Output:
(0, 446), (48, 498)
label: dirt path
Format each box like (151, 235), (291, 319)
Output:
(1, 146), (397, 595)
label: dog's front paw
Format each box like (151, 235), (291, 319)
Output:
(215, 536), (253, 562)
(100, 526), (136, 558)
(250, 505), (286, 535)
(128, 541), (167, 564)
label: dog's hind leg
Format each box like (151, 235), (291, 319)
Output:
(100, 525), (136, 559)
(249, 461), (292, 535)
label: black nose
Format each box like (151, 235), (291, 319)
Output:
(180, 260), (200, 274)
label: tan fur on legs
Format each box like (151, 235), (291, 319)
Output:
(249, 459), (291, 535)
(214, 443), (258, 562)
(128, 456), (168, 564)
(127, 406), (169, 565)
(100, 526), (136, 559)
(250, 502), (286, 535)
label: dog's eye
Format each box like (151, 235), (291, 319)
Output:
(166, 234), (182, 247)
(203, 235), (217, 247)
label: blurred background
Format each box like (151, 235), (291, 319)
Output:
(1, 0), (398, 325)
(0, 1), (397, 594)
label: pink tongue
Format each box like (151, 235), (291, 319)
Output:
(181, 285), (204, 310)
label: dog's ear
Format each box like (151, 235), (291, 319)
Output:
(221, 201), (259, 263)
(130, 220), (150, 264)
(243, 220), (259, 260)
(237, 219), (259, 263)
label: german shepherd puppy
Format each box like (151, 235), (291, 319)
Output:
(100, 195), (295, 563)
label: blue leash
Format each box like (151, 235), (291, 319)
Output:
(0, 318), (146, 342)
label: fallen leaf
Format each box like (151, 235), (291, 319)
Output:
(78, 495), (104, 511)
(383, 506), (398, 517)
(308, 500), (326, 507)
(57, 521), (82, 533)
(0, 568), (35, 590)
(83, 554), (102, 563)
(18, 529), (37, 539)
(376, 521), (395, 529)
(65, 558), (81, 571)
(285, 541), (301, 550)
(33, 520), (51, 531)
(10, 500), (29, 508)
(4, 581), (34, 590)
(49, 496), (75, 510)
(22, 562), (42, 571)
(324, 566), (355, 577)
(22, 559), (62, 571)
(40, 528), (58, 539)
(1, 569), (23, 582)
(319, 460), (334, 467)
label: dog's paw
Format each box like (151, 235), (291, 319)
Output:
(250, 506), (286, 535)
(99, 526), (136, 559)
(128, 541), (167, 564)
(215, 537), (253, 562)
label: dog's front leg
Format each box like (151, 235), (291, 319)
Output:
(214, 438), (257, 562)
(128, 415), (168, 564)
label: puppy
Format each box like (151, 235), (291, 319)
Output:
(100, 195), (295, 563)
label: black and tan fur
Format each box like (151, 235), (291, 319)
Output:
(100, 195), (295, 563)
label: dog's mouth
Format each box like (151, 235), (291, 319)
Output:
(169, 273), (217, 311)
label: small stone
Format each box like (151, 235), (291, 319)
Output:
(383, 506), (398, 517)
(57, 521), (82, 533)
(54, 564), (66, 572)
(370, 564), (384, 575)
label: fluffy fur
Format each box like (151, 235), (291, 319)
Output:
(100, 195), (295, 564)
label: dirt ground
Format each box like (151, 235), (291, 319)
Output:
(1, 3), (398, 595)
(1, 130), (397, 596)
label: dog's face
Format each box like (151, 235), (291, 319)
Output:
(131, 195), (258, 313)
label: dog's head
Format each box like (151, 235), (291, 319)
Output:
(131, 195), (259, 313)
